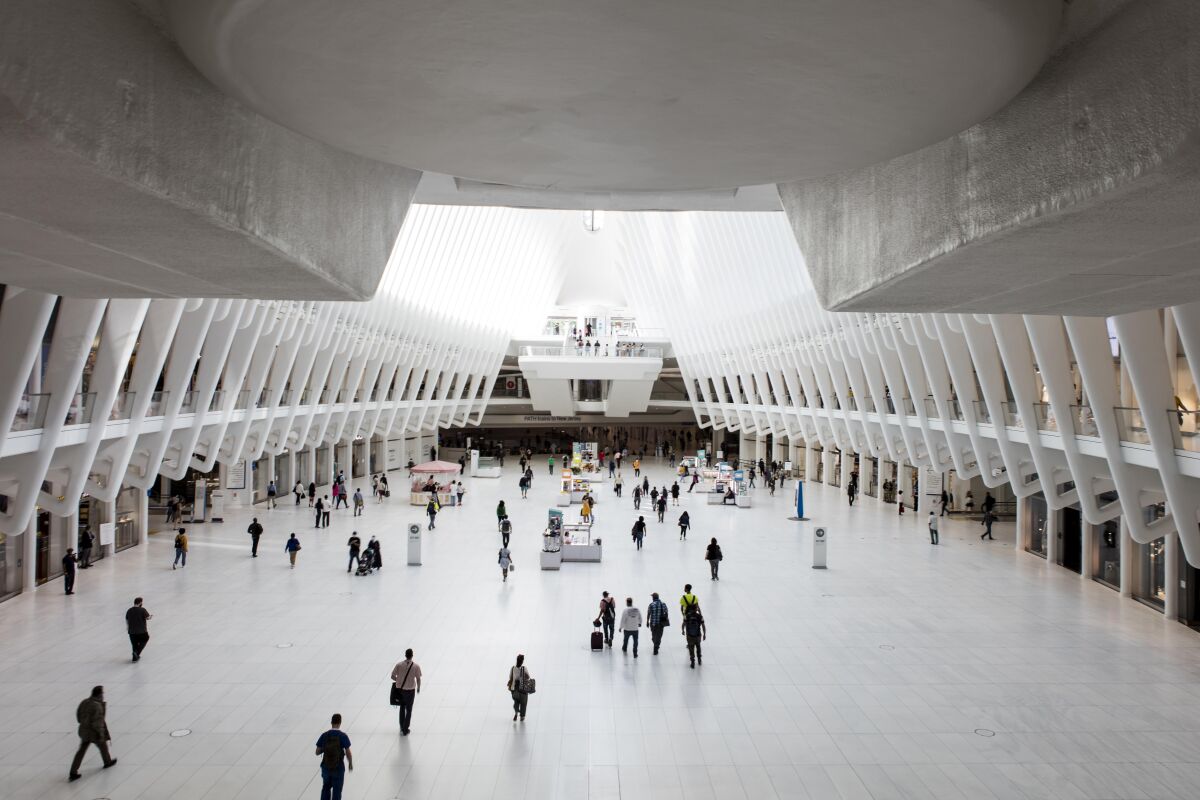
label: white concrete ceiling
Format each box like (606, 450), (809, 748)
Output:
(163, 0), (1061, 193)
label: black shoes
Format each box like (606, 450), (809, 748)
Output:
(104, 759), (117, 769)
(69, 773), (81, 782)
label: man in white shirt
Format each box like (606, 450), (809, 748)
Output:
(390, 649), (423, 735)
(619, 597), (643, 658)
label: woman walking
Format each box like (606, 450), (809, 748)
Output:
(581, 495), (593, 524)
(496, 500), (508, 531)
(678, 510), (691, 540)
(507, 654), (533, 721)
(284, 533), (301, 568)
(705, 537), (723, 580)
(498, 545), (513, 582)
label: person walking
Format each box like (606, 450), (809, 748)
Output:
(680, 584), (698, 614)
(981, 508), (996, 540)
(426, 498), (438, 530)
(507, 654), (533, 722)
(705, 537), (723, 580)
(285, 532), (301, 567)
(346, 532), (361, 572)
(619, 597), (643, 657)
(294, 480), (305, 505)
(940, 489), (949, 516)
(315, 713), (353, 800)
(671, 482), (680, 506)
(632, 516), (646, 550)
(581, 495), (593, 523)
(748, 468), (756, 488)
(308, 481), (317, 507)
(172, 527), (188, 569)
(390, 649), (422, 735)
(125, 597), (151, 662)
(267, 480), (278, 509)
(330, 481), (340, 511)
(689, 470), (700, 492)
(646, 592), (669, 655)
(982, 492), (996, 514)
(368, 535), (383, 570)
(633, 458), (641, 477)
(632, 485), (642, 510)
(496, 500), (508, 531)
(596, 591), (617, 647)
(68, 686), (116, 781)
(965, 490), (975, 513)
(62, 547), (77, 595)
(847, 480), (857, 506)
(656, 494), (667, 523)
(247, 517), (263, 557)
(519, 473), (529, 499)
(928, 511), (939, 545)
(897, 491), (905, 515)
(456, 481), (465, 507)
(682, 604), (707, 668)
(498, 545), (513, 581)
(642, 476), (650, 496)
(608, 459), (616, 478)
(614, 473), (623, 497)
(650, 486), (659, 510)
(548, 455), (555, 475)
(314, 496), (325, 528)
(78, 528), (95, 569)
(678, 510), (690, 540)
(353, 488), (364, 516)
(322, 496), (331, 527)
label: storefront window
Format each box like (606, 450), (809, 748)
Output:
(1027, 494), (1048, 558)
(1134, 505), (1168, 609)
(115, 486), (141, 551)
(0, 531), (20, 600)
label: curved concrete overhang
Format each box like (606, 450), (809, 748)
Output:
(163, 0), (1060, 193)
(780, 0), (1200, 317)
(0, 0), (421, 299)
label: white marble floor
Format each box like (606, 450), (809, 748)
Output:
(3, 459), (1200, 800)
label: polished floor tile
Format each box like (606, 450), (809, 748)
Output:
(3, 458), (1200, 799)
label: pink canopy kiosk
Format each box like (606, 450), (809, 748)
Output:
(409, 460), (463, 506)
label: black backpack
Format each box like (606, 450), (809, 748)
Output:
(320, 731), (344, 769)
(684, 611), (703, 638)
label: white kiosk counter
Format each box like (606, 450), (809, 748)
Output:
(561, 521), (601, 562)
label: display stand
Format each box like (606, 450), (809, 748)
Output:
(561, 519), (601, 562)
(557, 469), (573, 507)
(541, 509), (563, 570)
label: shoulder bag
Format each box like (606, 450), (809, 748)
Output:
(390, 661), (415, 706)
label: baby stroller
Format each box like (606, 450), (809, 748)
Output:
(355, 546), (376, 576)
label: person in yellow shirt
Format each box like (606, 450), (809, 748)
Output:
(633, 458), (641, 477)
(172, 528), (188, 569)
(680, 583), (698, 614)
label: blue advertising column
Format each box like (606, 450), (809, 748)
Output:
(790, 481), (810, 521)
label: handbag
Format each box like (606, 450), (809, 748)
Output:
(389, 662), (414, 706)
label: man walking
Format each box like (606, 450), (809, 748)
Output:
(62, 547), (77, 595)
(596, 591), (617, 647)
(347, 532), (361, 572)
(940, 489), (949, 516)
(267, 479), (278, 509)
(315, 713), (353, 800)
(78, 528), (95, 569)
(619, 597), (643, 657)
(125, 597), (151, 662)
(353, 488), (364, 516)
(981, 508), (996, 540)
(390, 649), (423, 735)
(172, 527), (188, 569)
(680, 584), (698, 614)
(247, 517), (263, 557)
(632, 516), (646, 550)
(322, 496), (331, 527)
(646, 592), (669, 655)
(548, 455), (554, 475)
(928, 511), (939, 545)
(314, 496), (325, 528)
(682, 605), (706, 668)
(68, 686), (116, 782)
(285, 533), (301, 568)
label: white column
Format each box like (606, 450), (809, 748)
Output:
(1045, 506), (1060, 565)
(897, 461), (912, 504)
(755, 435), (767, 464)
(840, 451), (854, 488)
(306, 448), (316, 485)
(268, 452), (277, 488)
(22, 515), (36, 593)
(804, 445), (817, 482)
(102, 500), (116, 559)
(136, 487), (149, 546)
(1165, 531), (1180, 620)
(772, 435), (787, 464)
(1081, 522), (1095, 580)
(1015, 493), (1026, 554)
(1119, 517), (1133, 597)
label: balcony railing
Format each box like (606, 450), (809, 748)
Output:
(1070, 405), (1098, 437)
(1000, 401), (1023, 428)
(973, 400), (992, 424)
(13, 393), (49, 431)
(522, 345), (664, 358)
(146, 390), (169, 417)
(64, 392), (97, 426)
(108, 392), (136, 421)
(1113, 406), (1150, 444)
(1030, 402), (1057, 432)
(1169, 409), (1200, 452)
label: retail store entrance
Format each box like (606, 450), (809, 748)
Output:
(1059, 507), (1083, 573)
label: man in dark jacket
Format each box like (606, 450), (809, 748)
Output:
(78, 528), (95, 569)
(69, 685), (116, 781)
(247, 517), (263, 557)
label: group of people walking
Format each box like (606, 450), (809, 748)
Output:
(594, 585), (708, 666)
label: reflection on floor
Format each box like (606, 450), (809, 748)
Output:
(2, 459), (1200, 800)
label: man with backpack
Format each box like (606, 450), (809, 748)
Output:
(596, 591), (617, 647)
(314, 713), (353, 800)
(646, 592), (669, 655)
(682, 605), (707, 668)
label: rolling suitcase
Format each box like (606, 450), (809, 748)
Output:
(591, 620), (604, 651)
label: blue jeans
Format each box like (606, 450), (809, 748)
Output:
(173, 548), (186, 566)
(320, 766), (345, 800)
(622, 629), (639, 655)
